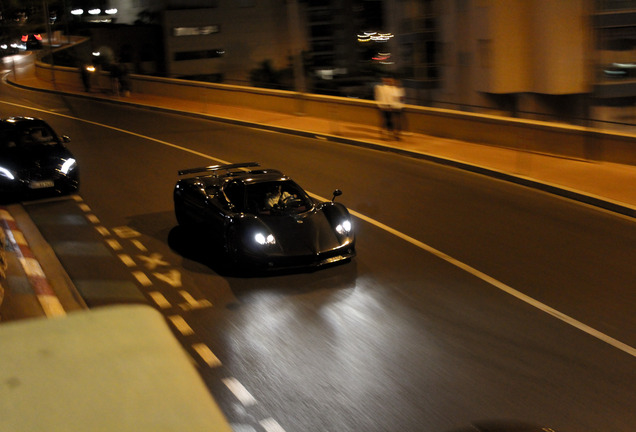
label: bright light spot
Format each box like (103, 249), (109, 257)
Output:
(105, 8), (118, 14)
(88, 9), (101, 15)
(358, 31), (394, 43)
(60, 158), (77, 175)
(255, 233), (276, 245)
(71, 9), (83, 15)
(336, 220), (352, 235)
(0, 167), (15, 180)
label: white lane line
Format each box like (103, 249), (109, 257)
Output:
(192, 343), (222, 367)
(260, 418), (287, 432)
(168, 315), (194, 336)
(222, 377), (257, 406)
(0, 99), (231, 165)
(346, 204), (636, 358)
(5, 99), (632, 358)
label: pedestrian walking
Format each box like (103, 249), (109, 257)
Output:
(374, 77), (394, 139)
(389, 78), (406, 140)
(80, 64), (93, 92)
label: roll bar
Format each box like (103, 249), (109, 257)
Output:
(178, 162), (260, 176)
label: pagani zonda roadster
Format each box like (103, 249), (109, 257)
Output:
(173, 162), (355, 270)
(0, 117), (79, 202)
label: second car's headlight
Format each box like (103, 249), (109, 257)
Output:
(336, 219), (352, 235)
(254, 232), (276, 246)
(0, 166), (15, 180)
(60, 158), (77, 175)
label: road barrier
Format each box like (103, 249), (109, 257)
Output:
(34, 60), (636, 166)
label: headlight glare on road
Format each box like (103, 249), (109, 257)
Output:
(254, 232), (276, 246)
(0, 166), (15, 180)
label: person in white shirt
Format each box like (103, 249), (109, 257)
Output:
(375, 77), (405, 140)
(374, 77), (394, 138)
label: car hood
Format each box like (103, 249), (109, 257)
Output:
(2, 145), (72, 171)
(259, 209), (345, 255)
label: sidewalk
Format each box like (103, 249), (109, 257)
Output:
(8, 62), (636, 217)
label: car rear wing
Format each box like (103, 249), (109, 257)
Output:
(178, 162), (260, 176)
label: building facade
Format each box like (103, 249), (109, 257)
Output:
(162, 1), (304, 85)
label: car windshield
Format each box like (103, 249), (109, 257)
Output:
(0, 123), (59, 152)
(237, 180), (312, 215)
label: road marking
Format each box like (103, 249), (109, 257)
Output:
(222, 377), (257, 406)
(106, 238), (122, 251)
(168, 315), (194, 336)
(86, 214), (100, 224)
(118, 253), (136, 267)
(132, 270), (152, 287)
(192, 343), (222, 367)
(95, 226), (110, 236)
(113, 226), (142, 239)
(4, 99), (633, 358)
(344, 204), (636, 359)
(153, 269), (182, 288)
(131, 239), (147, 252)
(260, 418), (287, 432)
(138, 252), (169, 270)
(179, 290), (212, 310)
(149, 291), (171, 309)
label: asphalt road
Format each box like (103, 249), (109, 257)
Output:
(1, 80), (635, 432)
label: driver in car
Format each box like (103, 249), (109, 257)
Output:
(265, 184), (294, 209)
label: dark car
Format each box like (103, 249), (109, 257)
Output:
(0, 117), (79, 202)
(173, 162), (355, 270)
(21, 33), (43, 50)
(0, 39), (20, 56)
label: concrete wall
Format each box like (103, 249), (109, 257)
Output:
(35, 61), (636, 166)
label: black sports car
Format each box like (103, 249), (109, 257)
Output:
(173, 162), (355, 270)
(0, 117), (79, 202)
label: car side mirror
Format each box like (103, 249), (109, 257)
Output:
(61, 135), (71, 143)
(332, 189), (342, 202)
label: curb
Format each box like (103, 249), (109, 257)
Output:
(7, 78), (636, 219)
(0, 225), (6, 314)
(0, 207), (66, 318)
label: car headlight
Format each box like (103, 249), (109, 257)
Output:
(0, 166), (15, 180)
(254, 232), (276, 246)
(336, 219), (352, 235)
(60, 158), (77, 175)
